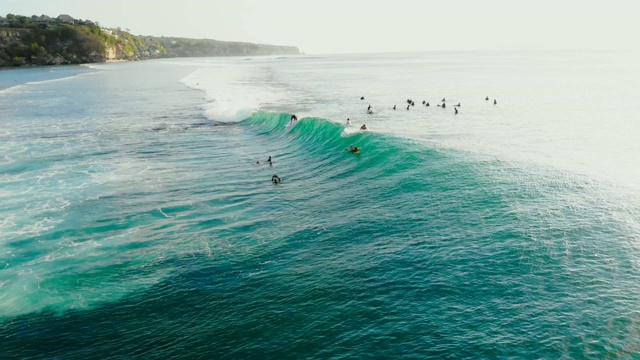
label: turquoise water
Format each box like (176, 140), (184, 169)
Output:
(2, 53), (640, 358)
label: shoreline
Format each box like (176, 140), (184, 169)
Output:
(1, 53), (301, 70)
(0, 59), (132, 70)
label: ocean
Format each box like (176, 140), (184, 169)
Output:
(1, 51), (640, 358)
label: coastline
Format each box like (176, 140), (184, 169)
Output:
(0, 63), (95, 92)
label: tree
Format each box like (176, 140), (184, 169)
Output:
(29, 42), (47, 58)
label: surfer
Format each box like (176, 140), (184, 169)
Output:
(422, 100), (426, 105)
(360, 96), (365, 100)
(426, 102), (430, 107)
(393, 105), (396, 110)
(290, 115), (298, 123)
(407, 104), (410, 110)
(347, 118), (352, 126)
(267, 156), (273, 166)
(367, 105), (372, 111)
(455, 108), (458, 114)
(442, 103), (446, 109)
(360, 124), (367, 131)
(494, 99), (497, 105)
(348, 146), (360, 154)
(442, 98), (446, 102)
(455, 103), (461, 107)
(272, 175), (281, 184)
(486, 96), (489, 101)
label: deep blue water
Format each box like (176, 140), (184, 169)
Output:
(1, 53), (640, 359)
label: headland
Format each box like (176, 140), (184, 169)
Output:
(0, 13), (300, 68)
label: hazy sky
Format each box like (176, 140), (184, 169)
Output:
(3, 0), (638, 54)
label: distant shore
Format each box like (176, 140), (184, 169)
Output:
(1, 14), (299, 69)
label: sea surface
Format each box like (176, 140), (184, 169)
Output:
(1, 51), (640, 358)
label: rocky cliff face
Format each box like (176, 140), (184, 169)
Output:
(0, 27), (107, 66)
(0, 23), (300, 67)
(105, 43), (117, 60)
(150, 36), (300, 58)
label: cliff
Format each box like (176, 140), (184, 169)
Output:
(0, 14), (299, 67)
(147, 36), (300, 58)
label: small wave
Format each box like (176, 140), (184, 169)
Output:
(0, 70), (102, 94)
(27, 70), (103, 85)
(81, 63), (119, 70)
(342, 126), (365, 136)
(0, 84), (27, 95)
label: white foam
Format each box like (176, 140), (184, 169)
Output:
(179, 62), (293, 123)
(24, 71), (103, 86)
(3, 217), (60, 241)
(0, 84), (28, 95)
(81, 63), (111, 70)
(341, 127), (366, 136)
(0, 213), (17, 238)
(0, 70), (102, 95)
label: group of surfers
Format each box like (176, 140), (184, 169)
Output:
(274, 95), (498, 184)
(271, 115), (363, 184)
(364, 95), (497, 115)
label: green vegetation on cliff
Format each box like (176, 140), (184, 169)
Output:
(0, 13), (299, 67)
